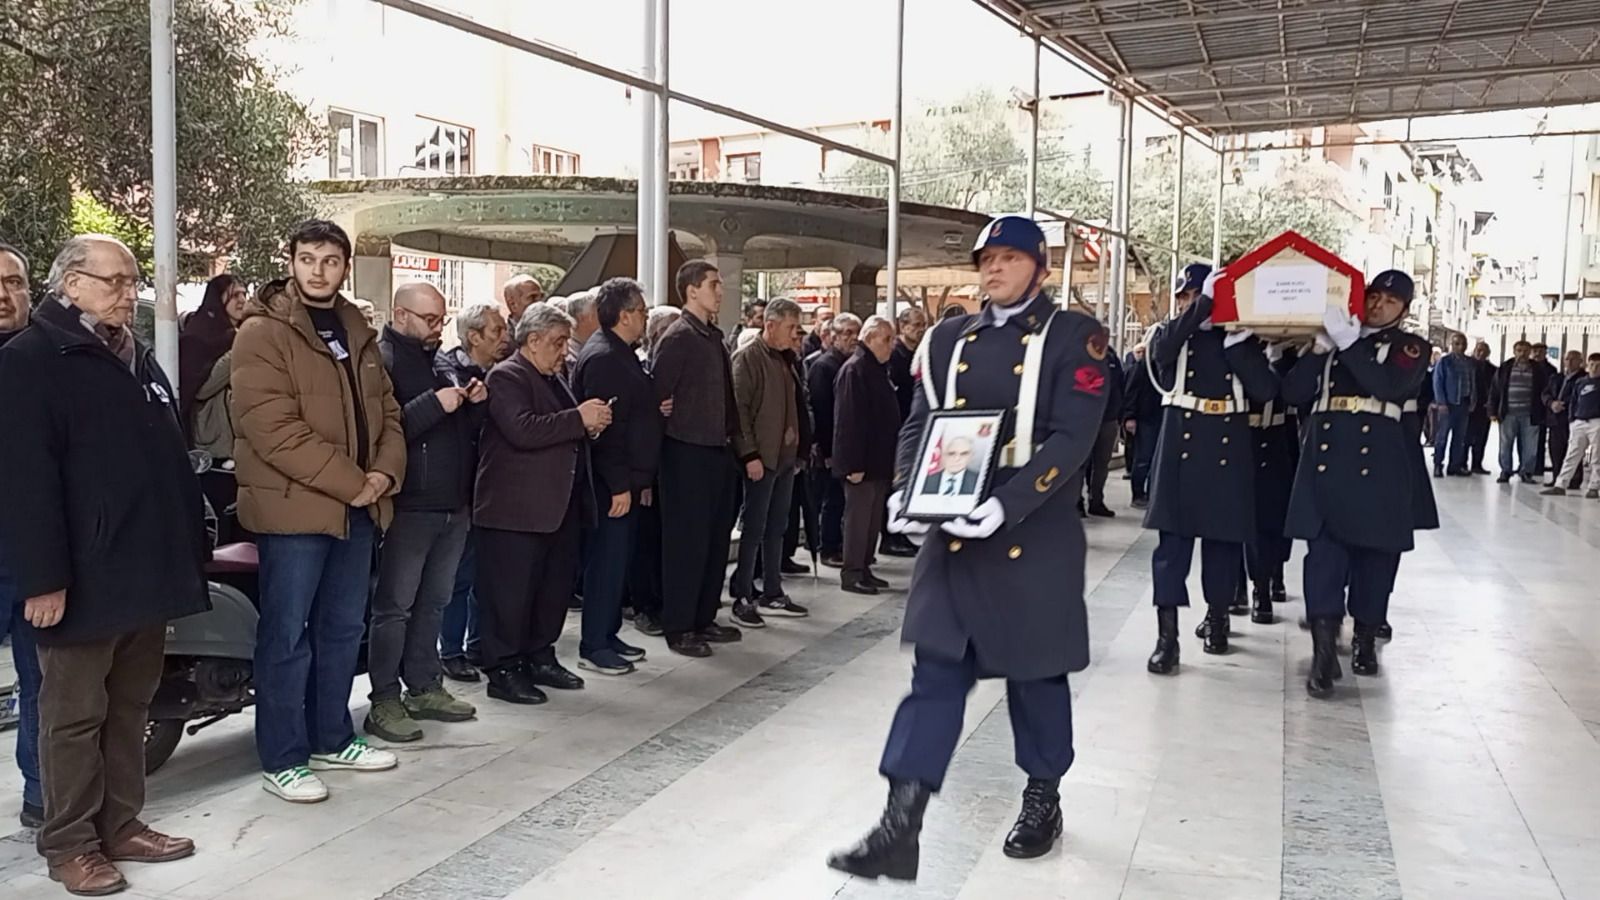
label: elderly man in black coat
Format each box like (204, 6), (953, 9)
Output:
(1143, 263), (1279, 672)
(832, 315), (902, 595)
(0, 235), (209, 895)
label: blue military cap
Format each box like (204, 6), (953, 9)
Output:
(972, 215), (1049, 270)
(1174, 262), (1212, 295)
(1367, 269), (1414, 306)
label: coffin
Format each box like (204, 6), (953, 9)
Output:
(1211, 231), (1365, 338)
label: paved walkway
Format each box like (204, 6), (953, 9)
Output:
(0, 469), (1596, 899)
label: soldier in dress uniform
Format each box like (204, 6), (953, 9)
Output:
(1244, 347), (1300, 623)
(1142, 264), (1279, 673)
(828, 216), (1110, 881)
(1282, 270), (1437, 698)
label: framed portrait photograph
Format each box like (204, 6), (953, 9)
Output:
(901, 409), (1008, 521)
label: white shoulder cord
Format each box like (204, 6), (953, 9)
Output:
(1010, 310), (1058, 468)
(915, 321), (943, 411)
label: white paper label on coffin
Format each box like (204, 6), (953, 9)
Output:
(1253, 264), (1328, 317)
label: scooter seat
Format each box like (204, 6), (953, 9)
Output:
(207, 542), (259, 575)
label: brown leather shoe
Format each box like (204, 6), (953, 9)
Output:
(103, 827), (195, 863)
(48, 852), (127, 896)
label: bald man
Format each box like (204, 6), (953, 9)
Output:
(367, 283), (485, 744)
(502, 275), (544, 327)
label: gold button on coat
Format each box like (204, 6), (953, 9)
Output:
(1361, 425), (1371, 433)
(1361, 447), (1369, 455)
(965, 334), (977, 343)
(957, 362), (969, 373)
(1221, 436), (1230, 445)
(1318, 464), (1327, 472)
(1183, 432), (1192, 440)
(1361, 468), (1370, 476)
(948, 540), (963, 552)
(1320, 443), (1329, 451)
(1219, 459), (1228, 466)
(954, 398), (967, 408)
(1013, 363), (1024, 375)
(1181, 451), (1190, 459)
(1008, 546), (1022, 560)
(1020, 334), (1031, 346)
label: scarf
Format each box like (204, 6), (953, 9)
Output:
(56, 296), (135, 369)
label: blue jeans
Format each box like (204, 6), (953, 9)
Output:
(254, 510), (375, 772)
(581, 506), (638, 658)
(439, 529), (479, 660)
(732, 468), (796, 601)
(1433, 403), (1470, 472)
(1498, 413), (1539, 477)
(0, 557), (42, 809)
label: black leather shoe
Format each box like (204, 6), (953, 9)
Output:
(1376, 621), (1393, 641)
(525, 661), (585, 691)
(1229, 579), (1248, 615)
(1306, 617), (1342, 699)
(1086, 503), (1115, 518)
(1250, 583), (1275, 625)
(20, 802), (43, 830)
(1203, 606), (1230, 654)
(862, 571), (890, 589)
(879, 536), (918, 558)
(440, 655), (480, 683)
(1003, 778), (1063, 859)
(820, 552), (845, 569)
(666, 633), (712, 658)
(1271, 576), (1288, 605)
(779, 558), (810, 575)
(1472, 466), (1491, 475)
(1195, 613), (1233, 639)
(634, 611), (665, 637)
(1147, 607), (1179, 674)
(1433, 466), (1444, 478)
(1351, 622), (1380, 676)
(826, 779), (930, 882)
(486, 666), (547, 705)
(842, 580), (880, 596)
(698, 623), (743, 643)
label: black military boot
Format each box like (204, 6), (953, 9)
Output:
(1229, 577), (1248, 615)
(1376, 621), (1394, 641)
(1147, 607), (1180, 674)
(1202, 605), (1230, 654)
(827, 779), (931, 882)
(1306, 617), (1342, 699)
(1250, 581), (1275, 624)
(1351, 622), (1380, 676)
(1002, 778), (1063, 859)
(1270, 573), (1288, 604)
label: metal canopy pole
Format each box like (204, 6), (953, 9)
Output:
(1111, 94), (1132, 339)
(637, 0), (657, 303)
(1170, 130), (1185, 296)
(1212, 142), (1225, 266)
(887, 0), (904, 320)
(653, 0), (670, 305)
(1026, 34), (1041, 219)
(1559, 133), (1576, 307)
(150, 0), (178, 384)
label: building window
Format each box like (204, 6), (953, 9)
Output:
(727, 152), (761, 184)
(329, 110), (383, 179)
(532, 145), (581, 175)
(413, 118), (473, 176)
(670, 163), (700, 181)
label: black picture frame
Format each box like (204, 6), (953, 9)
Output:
(901, 408), (1009, 522)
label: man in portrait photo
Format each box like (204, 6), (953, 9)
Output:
(922, 434), (980, 497)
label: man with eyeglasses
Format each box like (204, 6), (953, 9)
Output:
(231, 220), (406, 803)
(364, 283), (484, 743)
(0, 235), (208, 894)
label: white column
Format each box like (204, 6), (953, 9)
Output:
(653, 0), (671, 303)
(150, 0), (179, 385)
(713, 251), (744, 333)
(637, 0), (657, 302)
(886, 0), (905, 321)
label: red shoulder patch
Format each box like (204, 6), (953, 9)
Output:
(1073, 365), (1106, 396)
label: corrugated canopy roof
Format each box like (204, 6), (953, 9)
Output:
(983, 0), (1600, 135)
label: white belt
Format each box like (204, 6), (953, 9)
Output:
(1314, 395), (1403, 421)
(1249, 412), (1287, 428)
(1163, 393), (1240, 415)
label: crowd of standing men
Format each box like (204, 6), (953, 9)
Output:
(0, 219), (952, 896)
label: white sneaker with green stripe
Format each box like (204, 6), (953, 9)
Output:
(309, 736), (398, 772)
(262, 766), (328, 803)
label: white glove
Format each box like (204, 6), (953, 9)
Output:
(1202, 267), (1224, 298)
(1312, 331), (1336, 355)
(940, 497), (1006, 540)
(1322, 306), (1362, 352)
(1264, 341), (1285, 364)
(886, 491), (930, 539)
(1222, 328), (1254, 349)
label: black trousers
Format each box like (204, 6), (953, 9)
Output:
(475, 509), (579, 671)
(1152, 532), (1241, 609)
(1548, 421), (1570, 484)
(658, 439), (738, 637)
(1082, 421), (1119, 506)
(626, 499), (664, 619)
(1245, 532), (1291, 586)
(1467, 411), (1492, 469)
(1302, 535), (1400, 625)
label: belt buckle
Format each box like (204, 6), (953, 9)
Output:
(1201, 399), (1228, 415)
(1331, 397), (1355, 412)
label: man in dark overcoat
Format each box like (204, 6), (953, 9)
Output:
(828, 217), (1108, 881)
(1282, 270), (1436, 697)
(1143, 264), (1279, 673)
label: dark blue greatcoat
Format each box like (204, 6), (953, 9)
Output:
(894, 293), (1109, 681)
(1249, 353), (1300, 535)
(1141, 294), (1280, 543)
(1283, 327), (1437, 552)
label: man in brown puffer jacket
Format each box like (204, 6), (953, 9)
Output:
(230, 220), (406, 804)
